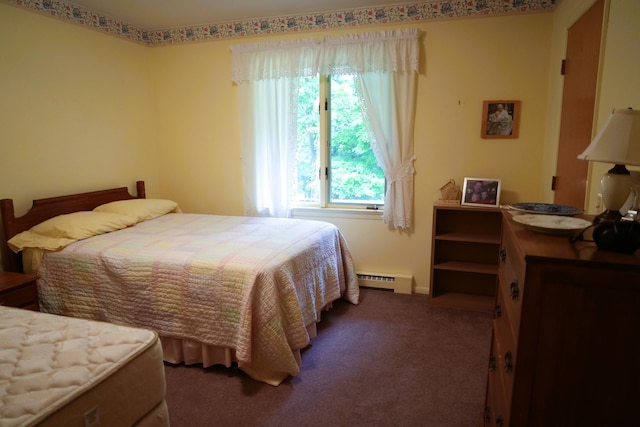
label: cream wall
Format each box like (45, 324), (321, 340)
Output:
(152, 14), (553, 293)
(8, 2), (635, 293)
(0, 3), (555, 289)
(541, 0), (640, 211)
(0, 3), (160, 220)
(589, 0), (640, 212)
(152, 40), (244, 216)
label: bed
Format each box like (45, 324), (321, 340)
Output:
(0, 305), (168, 427)
(1, 181), (359, 386)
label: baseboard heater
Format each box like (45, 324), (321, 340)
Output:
(356, 272), (413, 294)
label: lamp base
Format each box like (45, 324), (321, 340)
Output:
(593, 209), (623, 224)
(598, 164), (632, 224)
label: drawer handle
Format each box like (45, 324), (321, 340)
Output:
(484, 406), (491, 422)
(499, 248), (507, 262)
(509, 280), (519, 300)
(489, 354), (496, 372)
(495, 304), (502, 319)
(504, 351), (513, 373)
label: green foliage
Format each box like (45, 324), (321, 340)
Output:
(294, 75), (385, 204)
(295, 77), (320, 202)
(329, 75), (384, 203)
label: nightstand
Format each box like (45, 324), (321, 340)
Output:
(0, 271), (39, 311)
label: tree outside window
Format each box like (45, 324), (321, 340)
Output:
(293, 74), (385, 207)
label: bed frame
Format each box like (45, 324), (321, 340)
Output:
(1, 181), (146, 272)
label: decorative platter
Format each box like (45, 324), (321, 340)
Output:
(512, 214), (592, 235)
(507, 202), (584, 216)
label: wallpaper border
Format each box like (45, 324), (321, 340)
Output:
(4, 0), (558, 45)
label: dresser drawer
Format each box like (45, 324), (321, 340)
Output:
(494, 287), (517, 399)
(485, 333), (511, 426)
(498, 230), (525, 338)
(494, 285), (517, 352)
(0, 284), (38, 308)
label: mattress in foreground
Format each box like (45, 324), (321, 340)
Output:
(0, 306), (168, 427)
(37, 213), (360, 385)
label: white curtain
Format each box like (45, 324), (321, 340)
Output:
(231, 29), (420, 226)
(237, 78), (298, 217)
(355, 72), (417, 229)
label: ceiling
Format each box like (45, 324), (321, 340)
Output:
(65, 0), (420, 31)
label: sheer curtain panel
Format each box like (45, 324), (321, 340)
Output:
(355, 71), (417, 229)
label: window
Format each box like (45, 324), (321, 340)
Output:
(294, 75), (385, 207)
(231, 29), (419, 228)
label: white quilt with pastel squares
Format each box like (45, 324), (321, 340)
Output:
(37, 214), (359, 385)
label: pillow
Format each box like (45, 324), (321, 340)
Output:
(8, 233), (77, 252)
(93, 198), (180, 222)
(30, 211), (139, 239)
(8, 211), (138, 252)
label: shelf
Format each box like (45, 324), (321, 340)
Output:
(433, 201), (500, 212)
(429, 292), (494, 313)
(434, 232), (501, 244)
(433, 261), (498, 275)
(430, 203), (502, 312)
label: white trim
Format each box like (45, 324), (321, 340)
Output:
(290, 207), (383, 221)
(356, 272), (413, 294)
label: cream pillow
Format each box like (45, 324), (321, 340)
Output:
(93, 199), (180, 222)
(8, 211), (138, 252)
(30, 211), (138, 239)
(8, 233), (76, 252)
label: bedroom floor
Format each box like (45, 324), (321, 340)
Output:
(163, 288), (493, 427)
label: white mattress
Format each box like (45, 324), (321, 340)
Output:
(0, 306), (168, 427)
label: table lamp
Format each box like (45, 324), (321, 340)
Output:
(577, 108), (640, 223)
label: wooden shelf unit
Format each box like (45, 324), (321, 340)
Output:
(429, 202), (502, 313)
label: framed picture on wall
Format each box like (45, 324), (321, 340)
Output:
(481, 100), (521, 139)
(461, 178), (502, 207)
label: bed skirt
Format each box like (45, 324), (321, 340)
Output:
(160, 309), (323, 383)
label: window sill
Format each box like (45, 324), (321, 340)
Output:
(290, 206), (384, 221)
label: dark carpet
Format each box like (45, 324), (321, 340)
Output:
(163, 288), (492, 427)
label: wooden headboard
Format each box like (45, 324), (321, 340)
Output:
(1, 181), (146, 272)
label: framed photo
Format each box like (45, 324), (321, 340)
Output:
(481, 100), (521, 139)
(461, 178), (502, 207)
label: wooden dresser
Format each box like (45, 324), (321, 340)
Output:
(483, 211), (640, 426)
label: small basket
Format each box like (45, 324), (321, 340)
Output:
(439, 179), (460, 202)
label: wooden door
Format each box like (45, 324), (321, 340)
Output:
(553, 0), (604, 207)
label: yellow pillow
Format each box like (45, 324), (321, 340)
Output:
(93, 199), (180, 222)
(30, 211), (138, 239)
(9, 233), (78, 252)
(8, 211), (138, 252)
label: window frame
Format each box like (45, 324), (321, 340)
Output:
(292, 75), (385, 211)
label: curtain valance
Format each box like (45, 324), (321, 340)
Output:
(231, 29), (420, 83)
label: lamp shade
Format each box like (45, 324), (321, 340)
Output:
(577, 108), (640, 166)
